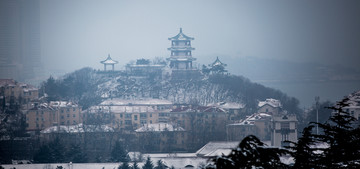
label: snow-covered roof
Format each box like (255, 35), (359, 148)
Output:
(168, 28), (194, 41)
(40, 123), (114, 133)
(195, 141), (239, 157)
(258, 98), (282, 108)
(229, 113), (272, 126)
(49, 101), (79, 108)
(100, 54), (118, 64)
(100, 98), (173, 106)
(207, 102), (245, 109)
(210, 57), (227, 67)
(135, 123), (185, 132)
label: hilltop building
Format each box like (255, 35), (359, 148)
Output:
(167, 28), (200, 80)
(126, 58), (166, 77)
(100, 54), (118, 71)
(167, 28), (196, 70)
(208, 57), (228, 74)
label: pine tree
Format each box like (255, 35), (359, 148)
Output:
(315, 98), (360, 168)
(111, 141), (130, 162)
(154, 159), (167, 169)
(286, 125), (320, 169)
(142, 157), (154, 169)
(118, 161), (131, 169)
(210, 135), (288, 169)
(132, 161), (140, 169)
(66, 144), (88, 163)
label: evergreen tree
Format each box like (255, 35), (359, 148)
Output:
(33, 145), (51, 163)
(209, 135), (288, 169)
(33, 138), (65, 163)
(314, 98), (360, 168)
(111, 141), (130, 162)
(132, 161), (140, 169)
(154, 159), (167, 169)
(66, 144), (88, 163)
(142, 157), (154, 169)
(118, 161), (131, 169)
(286, 125), (320, 169)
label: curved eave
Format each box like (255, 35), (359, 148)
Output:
(101, 60), (119, 64)
(167, 47), (195, 50)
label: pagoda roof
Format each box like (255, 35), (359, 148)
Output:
(167, 46), (195, 51)
(211, 57), (227, 67)
(100, 54), (118, 64)
(168, 28), (194, 41)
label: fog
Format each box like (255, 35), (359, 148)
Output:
(40, 0), (360, 73)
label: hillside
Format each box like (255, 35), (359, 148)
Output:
(41, 67), (301, 117)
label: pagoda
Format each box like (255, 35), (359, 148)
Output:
(167, 28), (196, 70)
(100, 54), (118, 71)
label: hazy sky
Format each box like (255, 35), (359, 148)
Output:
(40, 0), (360, 74)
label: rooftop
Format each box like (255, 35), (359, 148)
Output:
(100, 98), (173, 106)
(100, 54), (118, 65)
(168, 28), (194, 41)
(210, 57), (227, 67)
(258, 98), (282, 108)
(135, 123), (185, 132)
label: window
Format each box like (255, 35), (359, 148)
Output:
(73, 114), (76, 118)
(67, 108), (70, 112)
(125, 114), (131, 119)
(134, 115), (138, 121)
(120, 114), (123, 118)
(73, 108), (76, 111)
(61, 116), (64, 119)
(281, 122), (290, 129)
(140, 113), (147, 118)
(150, 114), (152, 117)
(125, 120), (132, 125)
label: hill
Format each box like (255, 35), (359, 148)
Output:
(40, 67), (302, 119)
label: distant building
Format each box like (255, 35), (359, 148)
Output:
(258, 98), (282, 115)
(126, 58), (166, 77)
(0, 0), (43, 82)
(25, 101), (82, 132)
(271, 114), (298, 147)
(100, 54), (119, 71)
(167, 28), (200, 80)
(227, 113), (272, 141)
(208, 57), (228, 74)
(167, 28), (196, 70)
(84, 99), (173, 130)
(0, 79), (39, 108)
(135, 123), (187, 152)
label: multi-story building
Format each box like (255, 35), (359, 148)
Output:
(271, 114), (298, 147)
(25, 101), (82, 132)
(84, 99), (173, 131)
(258, 98), (282, 115)
(227, 113), (272, 141)
(167, 28), (200, 79)
(0, 0), (43, 82)
(135, 123), (187, 152)
(0, 79), (38, 108)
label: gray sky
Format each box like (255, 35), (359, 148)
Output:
(40, 0), (360, 74)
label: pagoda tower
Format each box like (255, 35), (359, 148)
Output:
(167, 28), (196, 70)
